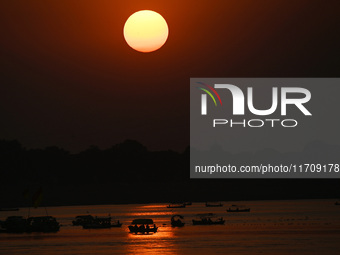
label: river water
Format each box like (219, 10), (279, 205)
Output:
(0, 199), (339, 254)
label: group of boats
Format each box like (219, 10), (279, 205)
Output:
(170, 213), (226, 227)
(0, 216), (60, 233)
(73, 216), (159, 234)
(72, 215), (122, 229)
(227, 205), (251, 212)
(191, 213), (225, 225)
(0, 201), (252, 234)
(167, 202), (251, 213)
(8, 200), (340, 234)
(0, 212), (233, 234)
(205, 202), (223, 207)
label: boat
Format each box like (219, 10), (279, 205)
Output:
(226, 205), (251, 212)
(0, 222), (6, 233)
(205, 202), (223, 207)
(192, 213), (225, 225)
(72, 215), (95, 226)
(27, 216), (60, 232)
(0, 216), (28, 233)
(128, 219), (158, 234)
(82, 217), (122, 229)
(184, 202), (192, 206)
(1, 216), (60, 233)
(335, 201), (340, 205)
(171, 215), (185, 227)
(167, 203), (186, 208)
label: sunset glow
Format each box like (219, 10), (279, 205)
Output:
(1, 1), (339, 255)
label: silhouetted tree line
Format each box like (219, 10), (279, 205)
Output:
(0, 139), (338, 207)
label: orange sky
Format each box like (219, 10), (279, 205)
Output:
(0, 0), (339, 151)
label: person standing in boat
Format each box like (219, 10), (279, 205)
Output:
(139, 224), (145, 232)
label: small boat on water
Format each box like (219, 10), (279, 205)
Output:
(227, 205), (251, 213)
(82, 217), (122, 229)
(167, 203), (186, 208)
(128, 219), (158, 234)
(72, 215), (95, 226)
(0, 216), (60, 233)
(171, 215), (185, 227)
(192, 213), (225, 225)
(0, 216), (28, 233)
(205, 202), (223, 207)
(27, 216), (60, 232)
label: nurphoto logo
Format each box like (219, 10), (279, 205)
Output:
(197, 82), (312, 128)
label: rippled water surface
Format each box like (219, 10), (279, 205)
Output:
(0, 199), (339, 254)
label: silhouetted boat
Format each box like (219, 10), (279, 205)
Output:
(167, 203), (186, 208)
(227, 205), (251, 212)
(82, 217), (122, 229)
(0, 216), (28, 233)
(27, 216), (60, 232)
(192, 213), (225, 225)
(0, 208), (19, 212)
(205, 202), (223, 207)
(171, 215), (185, 227)
(0, 216), (60, 233)
(72, 215), (95, 226)
(335, 201), (340, 205)
(128, 219), (158, 234)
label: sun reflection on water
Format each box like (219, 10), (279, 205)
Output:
(125, 227), (177, 255)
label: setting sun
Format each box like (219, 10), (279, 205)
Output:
(123, 10), (169, 53)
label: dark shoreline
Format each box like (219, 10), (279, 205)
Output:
(1, 139), (339, 208)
